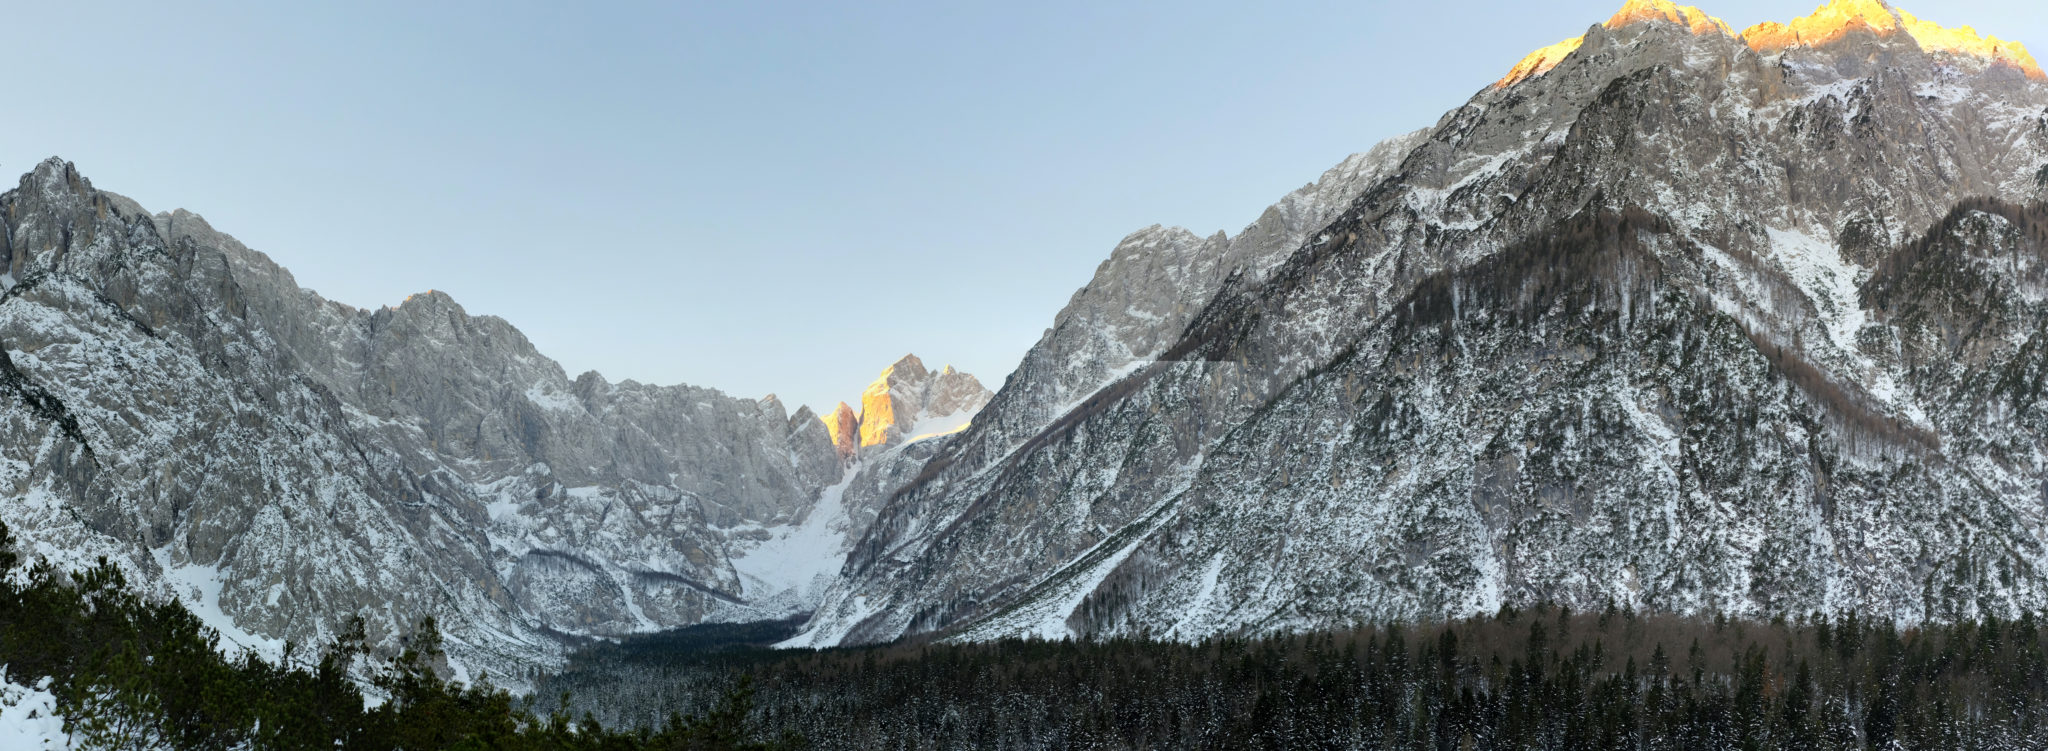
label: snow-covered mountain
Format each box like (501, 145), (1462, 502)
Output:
(718, 354), (991, 620)
(0, 161), (988, 681)
(790, 0), (2048, 647)
(11, 0), (2048, 688)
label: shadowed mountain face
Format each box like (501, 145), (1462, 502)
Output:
(791, 0), (2048, 647)
(0, 161), (998, 681)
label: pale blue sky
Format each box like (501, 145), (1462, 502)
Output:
(4, 1), (2040, 414)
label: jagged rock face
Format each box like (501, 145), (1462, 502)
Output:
(853, 354), (991, 452)
(713, 356), (995, 626)
(0, 163), (531, 670)
(793, 2), (2048, 647)
(0, 163), (849, 680)
(784, 404), (842, 480)
(796, 355), (998, 541)
(824, 403), (861, 458)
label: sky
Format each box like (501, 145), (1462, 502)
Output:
(3, 0), (2043, 414)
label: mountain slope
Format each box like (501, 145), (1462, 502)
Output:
(0, 161), (988, 680)
(793, 0), (2048, 647)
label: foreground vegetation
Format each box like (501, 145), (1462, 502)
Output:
(0, 521), (792, 749)
(13, 507), (2048, 749)
(548, 604), (2048, 750)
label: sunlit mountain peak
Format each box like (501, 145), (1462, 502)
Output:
(1497, 0), (1728, 88)
(1498, 0), (2044, 89)
(1741, 0), (2042, 79)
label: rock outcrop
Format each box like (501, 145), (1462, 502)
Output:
(825, 403), (861, 458)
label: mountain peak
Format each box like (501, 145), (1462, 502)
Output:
(21, 157), (89, 200)
(398, 289), (455, 308)
(1743, 1), (2045, 79)
(812, 354), (993, 455)
(1498, 0), (2044, 88)
(1606, 0), (1731, 37)
(1498, 0), (1728, 88)
(1740, 0), (1897, 52)
(881, 353), (928, 381)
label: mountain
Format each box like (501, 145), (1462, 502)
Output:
(790, 0), (2048, 647)
(719, 354), (991, 619)
(0, 162), (988, 681)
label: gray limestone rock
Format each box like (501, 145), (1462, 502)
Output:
(0, 160), (862, 682)
(792, 2), (2048, 647)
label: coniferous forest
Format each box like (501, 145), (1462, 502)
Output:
(545, 603), (2048, 750)
(0, 521), (791, 750)
(13, 513), (2048, 749)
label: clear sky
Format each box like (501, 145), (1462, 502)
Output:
(3, 1), (2041, 414)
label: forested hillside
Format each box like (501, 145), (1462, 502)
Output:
(549, 603), (2048, 750)
(0, 521), (790, 750)
(13, 507), (2048, 749)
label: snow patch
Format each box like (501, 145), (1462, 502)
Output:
(1168, 554), (1227, 641)
(899, 410), (975, 445)
(153, 551), (287, 664)
(1763, 227), (1868, 352)
(729, 470), (856, 598)
(776, 592), (876, 650)
(0, 673), (68, 750)
(524, 383), (582, 413)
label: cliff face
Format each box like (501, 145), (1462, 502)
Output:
(825, 402), (861, 458)
(791, 0), (2048, 647)
(852, 355), (991, 452)
(0, 163), (857, 680)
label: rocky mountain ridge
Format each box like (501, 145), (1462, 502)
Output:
(790, 0), (2048, 647)
(0, 164), (986, 682)
(821, 354), (990, 459)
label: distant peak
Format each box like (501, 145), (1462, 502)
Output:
(816, 355), (991, 455)
(1606, 0), (1731, 37)
(1741, 0), (1900, 51)
(1496, 0), (2043, 88)
(1743, 1), (2044, 79)
(1498, 1), (1728, 88)
(883, 353), (927, 376)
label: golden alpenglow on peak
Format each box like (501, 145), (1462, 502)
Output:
(824, 401), (860, 457)
(1894, 8), (2042, 80)
(1605, 0), (1731, 37)
(1496, 0), (1728, 88)
(1740, 0), (2043, 79)
(1497, 37), (1587, 89)
(1498, 0), (2044, 89)
(1740, 0), (1896, 51)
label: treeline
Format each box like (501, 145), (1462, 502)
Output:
(0, 521), (793, 750)
(546, 603), (2048, 750)
(19, 497), (2048, 750)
